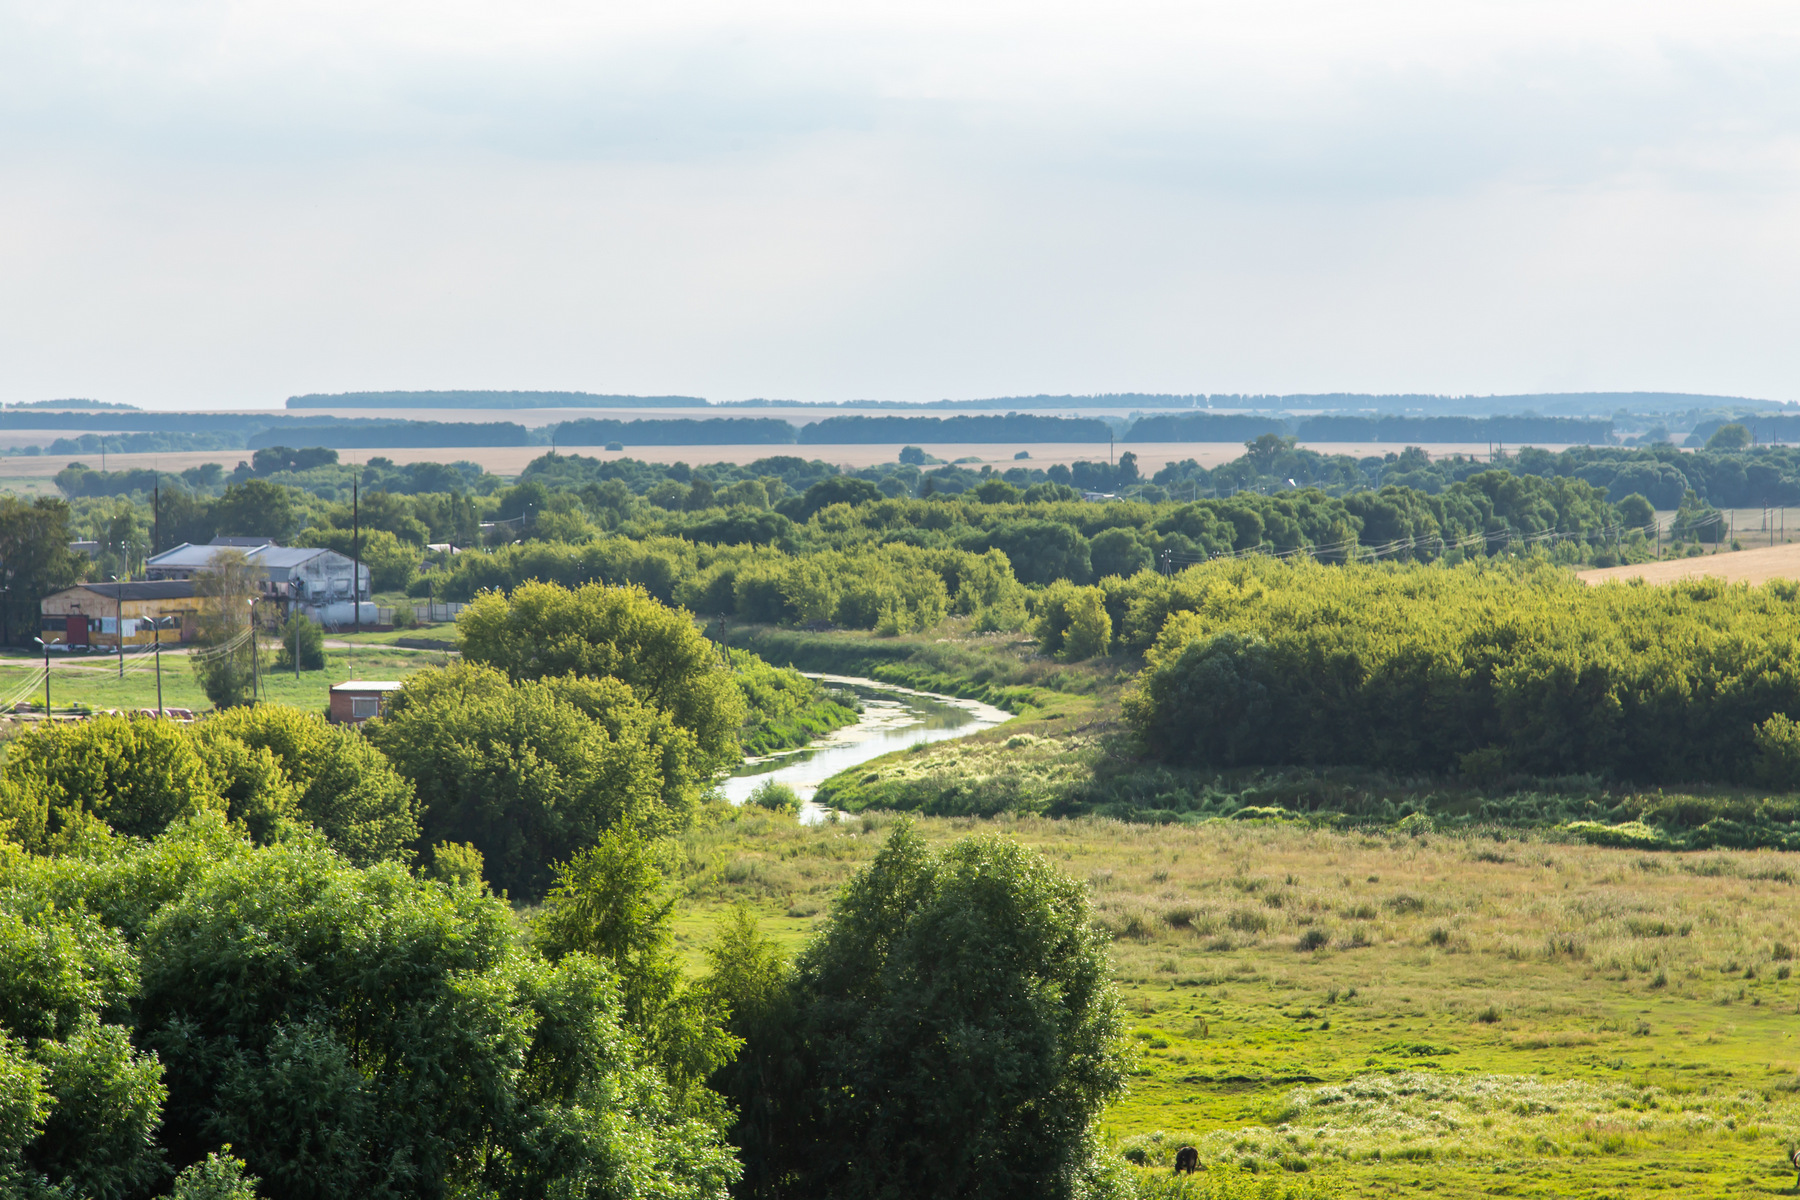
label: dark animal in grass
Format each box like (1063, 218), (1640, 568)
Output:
(1173, 1145), (1199, 1174)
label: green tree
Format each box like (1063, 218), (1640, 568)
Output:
(270, 616), (324, 672)
(1088, 526), (1152, 580)
(1671, 487), (1725, 544)
(210, 480), (295, 542)
(979, 520), (1093, 586)
(0, 888), (166, 1199)
(1706, 422), (1752, 451)
(93, 498), (150, 582)
(122, 834), (738, 1200)
(187, 732), (299, 845)
(1754, 714), (1800, 789)
(1243, 432), (1299, 475)
(368, 663), (700, 897)
(3, 715), (227, 849)
(1059, 589), (1113, 661)
(425, 841), (484, 888)
(199, 706), (419, 867)
(0, 497), (85, 647)
(171, 1150), (261, 1199)
(190, 551), (261, 709)
(535, 826), (739, 1111)
(1616, 492), (1656, 531)
(727, 823), (1128, 1200)
(700, 906), (795, 1200)
(456, 581), (744, 766)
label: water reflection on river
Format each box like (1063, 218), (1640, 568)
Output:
(718, 674), (1010, 823)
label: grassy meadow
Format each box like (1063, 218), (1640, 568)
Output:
(675, 808), (1800, 1198)
(0, 642), (446, 718)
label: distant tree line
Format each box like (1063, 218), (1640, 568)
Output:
(287, 390), (707, 409)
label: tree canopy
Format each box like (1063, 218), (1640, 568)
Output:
(368, 662), (704, 897)
(711, 823), (1128, 1200)
(456, 580), (743, 765)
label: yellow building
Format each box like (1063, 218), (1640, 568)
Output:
(39, 582), (200, 648)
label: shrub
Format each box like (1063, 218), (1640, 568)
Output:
(746, 780), (800, 814)
(1755, 714), (1800, 790)
(271, 615), (325, 671)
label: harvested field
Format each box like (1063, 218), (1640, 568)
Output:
(3, 440), (1544, 485)
(1580, 540), (1800, 586)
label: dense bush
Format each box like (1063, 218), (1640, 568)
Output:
(0, 709), (419, 867)
(457, 580), (745, 765)
(709, 822), (1129, 1200)
(1125, 557), (1800, 784)
(0, 817), (739, 1200)
(270, 615), (325, 671)
(368, 663), (706, 897)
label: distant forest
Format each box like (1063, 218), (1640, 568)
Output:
(286, 388), (1791, 418)
(287, 390), (707, 409)
(3, 394), (1798, 456)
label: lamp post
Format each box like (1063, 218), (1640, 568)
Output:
(289, 578), (301, 682)
(111, 575), (123, 680)
(150, 616), (172, 716)
(32, 636), (48, 717)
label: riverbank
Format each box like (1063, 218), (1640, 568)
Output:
(720, 674), (1010, 821)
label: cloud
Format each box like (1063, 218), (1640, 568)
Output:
(2, 0), (1800, 405)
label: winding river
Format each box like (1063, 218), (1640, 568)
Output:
(719, 674), (1012, 822)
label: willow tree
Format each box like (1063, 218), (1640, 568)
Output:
(190, 550), (261, 709)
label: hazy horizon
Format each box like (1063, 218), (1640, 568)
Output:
(6, 1), (1800, 409)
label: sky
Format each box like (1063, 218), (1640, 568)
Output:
(3, 0), (1800, 409)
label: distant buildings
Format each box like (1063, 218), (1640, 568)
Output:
(39, 581), (199, 648)
(145, 536), (374, 626)
(329, 680), (403, 724)
(39, 536), (376, 648)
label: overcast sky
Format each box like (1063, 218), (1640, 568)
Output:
(4, 0), (1800, 409)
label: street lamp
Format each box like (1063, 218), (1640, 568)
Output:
(148, 616), (175, 716)
(111, 575), (123, 680)
(31, 636), (48, 716)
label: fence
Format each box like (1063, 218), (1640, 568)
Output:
(414, 600), (466, 624)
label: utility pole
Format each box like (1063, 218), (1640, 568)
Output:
(248, 598), (259, 703)
(153, 617), (165, 716)
(352, 477), (361, 676)
(112, 577), (123, 680)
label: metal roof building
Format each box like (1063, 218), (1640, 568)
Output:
(144, 538), (375, 627)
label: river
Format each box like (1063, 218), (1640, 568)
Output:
(718, 673), (1011, 822)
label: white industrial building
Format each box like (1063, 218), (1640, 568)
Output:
(144, 537), (376, 627)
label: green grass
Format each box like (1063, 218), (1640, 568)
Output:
(326, 622), (457, 646)
(0, 644), (447, 718)
(670, 808), (1800, 1198)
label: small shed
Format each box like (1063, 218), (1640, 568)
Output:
(329, 680), (404, 724)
